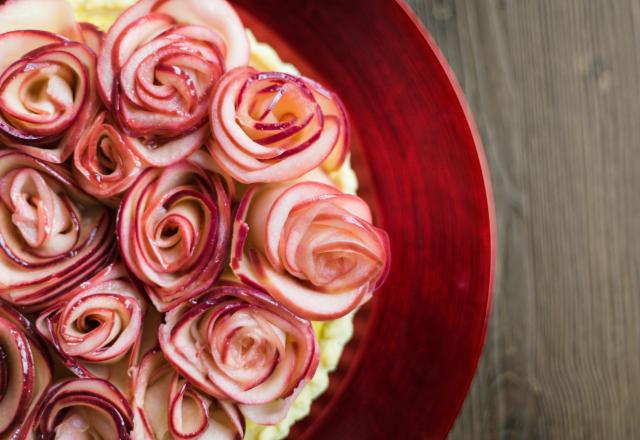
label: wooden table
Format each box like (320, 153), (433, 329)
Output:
(406, 0), (640, 438)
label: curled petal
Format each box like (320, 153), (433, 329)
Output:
(72, 111), (144, 205)
(0, 29), (99, 163)
(99, 0), (248, 105)
(118, 153), (231, 312)
(231, 173), (390, 320)
(0, 0), (82, 40)
(80, 22), (104, 54)
(28, 378), (133, 439)
(98, 0), (248, 166)
(0, 300), (52, 439)
(35, 263), (147, 393)
(0, 151), (115, 312)
(209, 67), (346, 183)
(159, 282), (319, 425)
(132, 348), (245, 439)
(125, 126), (210, 168)
(303, 76), (350, 172)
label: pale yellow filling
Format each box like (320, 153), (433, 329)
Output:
(70, 3), (359, 438)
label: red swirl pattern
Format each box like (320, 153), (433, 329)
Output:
(0, 30), (99, 163)
(72, 111), (144, 205)
(0, 0), (102, 163)
(0, 0), (392, 434)
(36, 263), (147, 392)
(118, 153), (231, 312)
(0, 151), (115, 312)
(209, 67), (349, 183)
(97, 0), (249, 166)
(159, 282), (319, 425)
(231, 172), (390, 320)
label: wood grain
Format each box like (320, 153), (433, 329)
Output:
(406, 0), (640, 438)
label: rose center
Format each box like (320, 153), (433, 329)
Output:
(227, 332), (271, 370)
(77, 315), (102, 332)
(25, 78), (48, 105)
(249, 84), (303, 124)
(96, 138), (118, 175)
(314, 253), (352, 282)
(161, 224), (179, 240)
(23, 71), (75, 115)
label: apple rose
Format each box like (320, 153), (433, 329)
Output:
(133, 348), (245, 439)
(97, 0), (249, 166)
(28, 378), (133, 439)
(118, 153), (231, 312)
(72, 111), (144, 206)
(231, 174), (390, 320)
(0, 0), (100, 163)
(0, 151), (115, 312)
(209, 66), (351, 183)
(0, 300), (52, 439)
(35, 263), (146, 393)
(159, 282), (319, 425)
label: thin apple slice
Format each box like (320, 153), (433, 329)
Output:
(80, 22), (104, 54)
(158, 282), (319, 425)
(28, 378), (133, 438)
(118, 156), (231, 312)
(231, 175), (390, 321)
(35, 263), (147, 395)
(0, 151), (115, 312)
(72, 111), (144, 206)
(209, 67), (346, 183)
(0, 300), (52, 439)
(0, 31), (99, 163)
(97, 0), (246, 166)
(132, 349), (245, 439)
(0, 0), (82, 40)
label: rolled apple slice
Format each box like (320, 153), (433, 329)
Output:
(0, 28), (99, 163)
(73, 111), (144, 206)
(0, 0), (82, 40)
(159, 282), (319, 425)
(209, 67), (347, 183)
(0, 300), (52, 440)
(302, 76), (351, 172)
(132, 348), (245, 439)
(27, 378), (133, 439)
(0, 151), (115, 312)
(79, 22), (104, 54)
(231, 173), (390, 320)
(118, 152), (231, 312)
(97, 0), (249, 166)
(35, 263), (147, 394)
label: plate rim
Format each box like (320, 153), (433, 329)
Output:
(395, 0), (497, 433)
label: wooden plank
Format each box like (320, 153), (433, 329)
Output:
(406, 0), (640, 438)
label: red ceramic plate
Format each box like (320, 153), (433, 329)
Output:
(232, 1), (495, 438)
